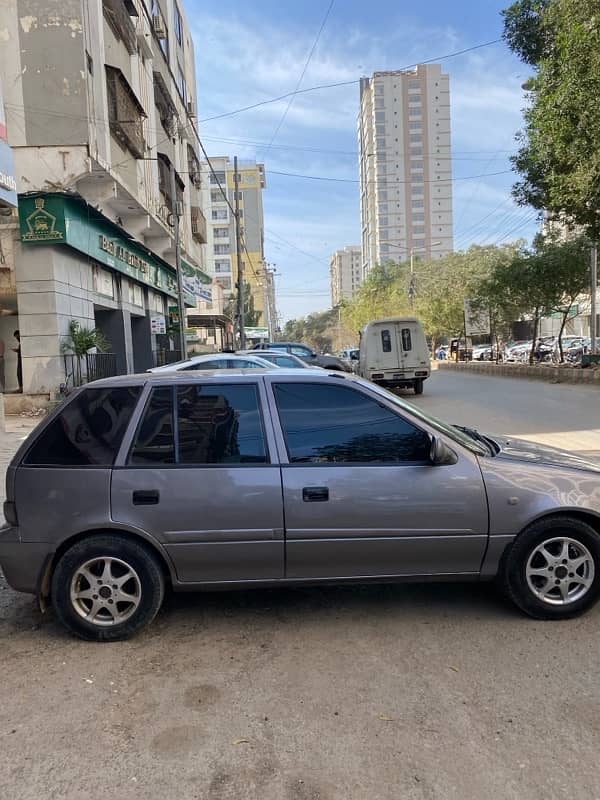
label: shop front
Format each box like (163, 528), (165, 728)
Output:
(16, 192), (201, 393)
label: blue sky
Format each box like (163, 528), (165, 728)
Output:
(187, 0), (539, 321)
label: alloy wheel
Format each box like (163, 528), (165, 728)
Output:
(69, 556), (142, 626)
(525, 536), (595, 606)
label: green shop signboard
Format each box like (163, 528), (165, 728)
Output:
(19, 194), (180, 299)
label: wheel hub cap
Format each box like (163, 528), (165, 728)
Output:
(526, 536), (595, 606)
(70, 556), (142, 627)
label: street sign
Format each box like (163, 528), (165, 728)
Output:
(150, 314), (166, 334)
(245, 326), (269, 338)
(464, 299), (490, 336)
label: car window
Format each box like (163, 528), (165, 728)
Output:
(24, 387), (141, 467)
(181, 359), (223, 371)
(275, 356), (300, 368)
(228, 358), (263, 369)
(290, 346), (312, 357)
(273, 382), (431, 464)
(130, 384), (268, 465)
(268, 344), (288, 351)
(129, 387), (175, 464)
(381, 330), (392, 353)
(401, 328), (412, 351)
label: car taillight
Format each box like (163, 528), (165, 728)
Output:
(3, 501), (17, 526)
(371, 372), (384, 379)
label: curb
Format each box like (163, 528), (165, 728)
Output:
(438, 362), (600, 386)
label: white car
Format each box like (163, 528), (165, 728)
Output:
(148, 353), (277, 373)
(237, 350), (313, 369)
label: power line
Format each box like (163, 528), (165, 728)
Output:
(262, 0), (335, 156)
(199, 39), (502, 124)
(269, 168), (512, 184)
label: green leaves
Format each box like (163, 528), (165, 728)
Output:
(504, 0), (600, 236)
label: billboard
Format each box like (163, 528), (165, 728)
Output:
(464, 299), (491, 336)
(0, 79), (17, 208)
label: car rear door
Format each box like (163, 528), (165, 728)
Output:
(111, 377), (284, 583)
(371, 324), (402, 371)
(267, 377), (488, 580)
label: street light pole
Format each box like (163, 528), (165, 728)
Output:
(591, 243), (597, 354)
(169, 162), (187, 361)
(233, 156), (245, 349)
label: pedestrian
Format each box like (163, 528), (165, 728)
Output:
(0, 338), (5, 392)
(12, 330), (22, 393)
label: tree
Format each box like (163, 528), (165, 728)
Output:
(225, 281), (262, 329)
(282, 307), (351, 352)
(502, 0), (600, 237)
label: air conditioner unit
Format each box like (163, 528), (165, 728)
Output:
(187, 100), (196, 118)
(152, 13), (167, 39)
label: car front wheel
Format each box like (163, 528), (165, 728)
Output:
(51, 534), (165, 641)
(504, 516), (600, 619)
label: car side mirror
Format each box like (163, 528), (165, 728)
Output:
(430, 436), (458, 466)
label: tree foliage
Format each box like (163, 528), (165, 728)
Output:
(282, 307), (351, 353)
(503, 0), (600, 236)
(225, 281), (262, 328)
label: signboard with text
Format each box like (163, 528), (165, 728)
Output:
(0, 78), (17, 208)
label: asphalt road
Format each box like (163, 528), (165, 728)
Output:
(2, 373), (600, 800)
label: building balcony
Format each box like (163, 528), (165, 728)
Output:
(191, 206), (207, 244)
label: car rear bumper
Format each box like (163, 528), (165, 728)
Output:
(369, 370), (429, 387)
(0, 525), (52, 594)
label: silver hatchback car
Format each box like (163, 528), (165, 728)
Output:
(1, 369), (600, 641)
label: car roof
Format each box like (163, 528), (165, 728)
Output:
(83, 367), (346, 388)
(363, 317), (420, 326)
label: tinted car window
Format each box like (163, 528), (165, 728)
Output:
(401, 329), (412, 351)
(129, 387), (175, 465)
(291, 346), (312, 357)
(274, 355), (302, 368)
(273, 383), (430, 464)
(177, 384), (268, 464)
(228, 358), (264, 369)
(24, 387), (141, 466)
(129, 384), (268, 465)
(381, 330), (392, 353)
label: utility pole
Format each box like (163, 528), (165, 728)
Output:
(169, 163), (187, 360)
(591, 243), (598, 354)
(234, 156), (245, 349)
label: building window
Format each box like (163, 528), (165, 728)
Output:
(409, 134), (422, 143)
(214, 260), (231, 273)
(215, 276), (232, 290)
(187, 144), (201, 189)
(176, 64), (186, 102)
(213, 227), (229, 238)
(210, 171), (226, 185)
(102, 0), (137, 55)
(409, 122), (422, 130)
(214, 244), (230, 255)
(212, 209), (228, 220)
(408, 80), (421, 90)
(210, 189), (225, 203)
(174, 3), (183, 46)
(375, 111), (386, 122)
(156, 152), (183, 212)
(105, 66), (146, 158)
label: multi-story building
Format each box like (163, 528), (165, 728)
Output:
(358, 64), (454, 278)
(0, 0), (209, 393)
(200, 157), (270, 326)
(330, 246), (362, 306)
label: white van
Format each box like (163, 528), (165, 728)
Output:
(358, 317), (430, 394)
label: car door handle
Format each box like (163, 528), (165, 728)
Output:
(302, 487), (329, 502)
(132, 490), (160, 506)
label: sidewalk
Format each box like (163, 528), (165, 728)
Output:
(0, 417), (43, 503)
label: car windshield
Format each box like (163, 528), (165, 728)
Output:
(365, 381), (489, 456)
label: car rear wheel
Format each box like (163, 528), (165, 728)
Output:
(51, 534), (165, 641)
(504, 516), (600, 619)
(414, 379), (424, 395)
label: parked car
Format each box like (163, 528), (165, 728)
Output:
(472, 343), (502, 361)
(237, 350), (312, 369)
(358, 317), (430, 394)
(253, 341), (351, 371)
(504, 340), (532, 362)
(4, 369), (600, 641)
(147, 353), (277, 373)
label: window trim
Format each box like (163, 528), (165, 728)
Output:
(124, 380), (273, 468)
(270, 380), (432, 467)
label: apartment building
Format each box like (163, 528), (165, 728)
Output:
(200, 157), (275, 332)
(330, 246), (362, 306)
(358, 64), (454, 278)
(0, 0), (209, 393)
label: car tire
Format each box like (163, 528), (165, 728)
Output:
(414, 379), (424, 395)
(51, 534), (165, 641)
(503, 516), (600, 619)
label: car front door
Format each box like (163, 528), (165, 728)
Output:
(111, 379), (284, 583)
(268, 379), (488, 579)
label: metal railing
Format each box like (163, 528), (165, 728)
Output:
(64, 353), (118, 388)
(153, 349), (182, 367)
